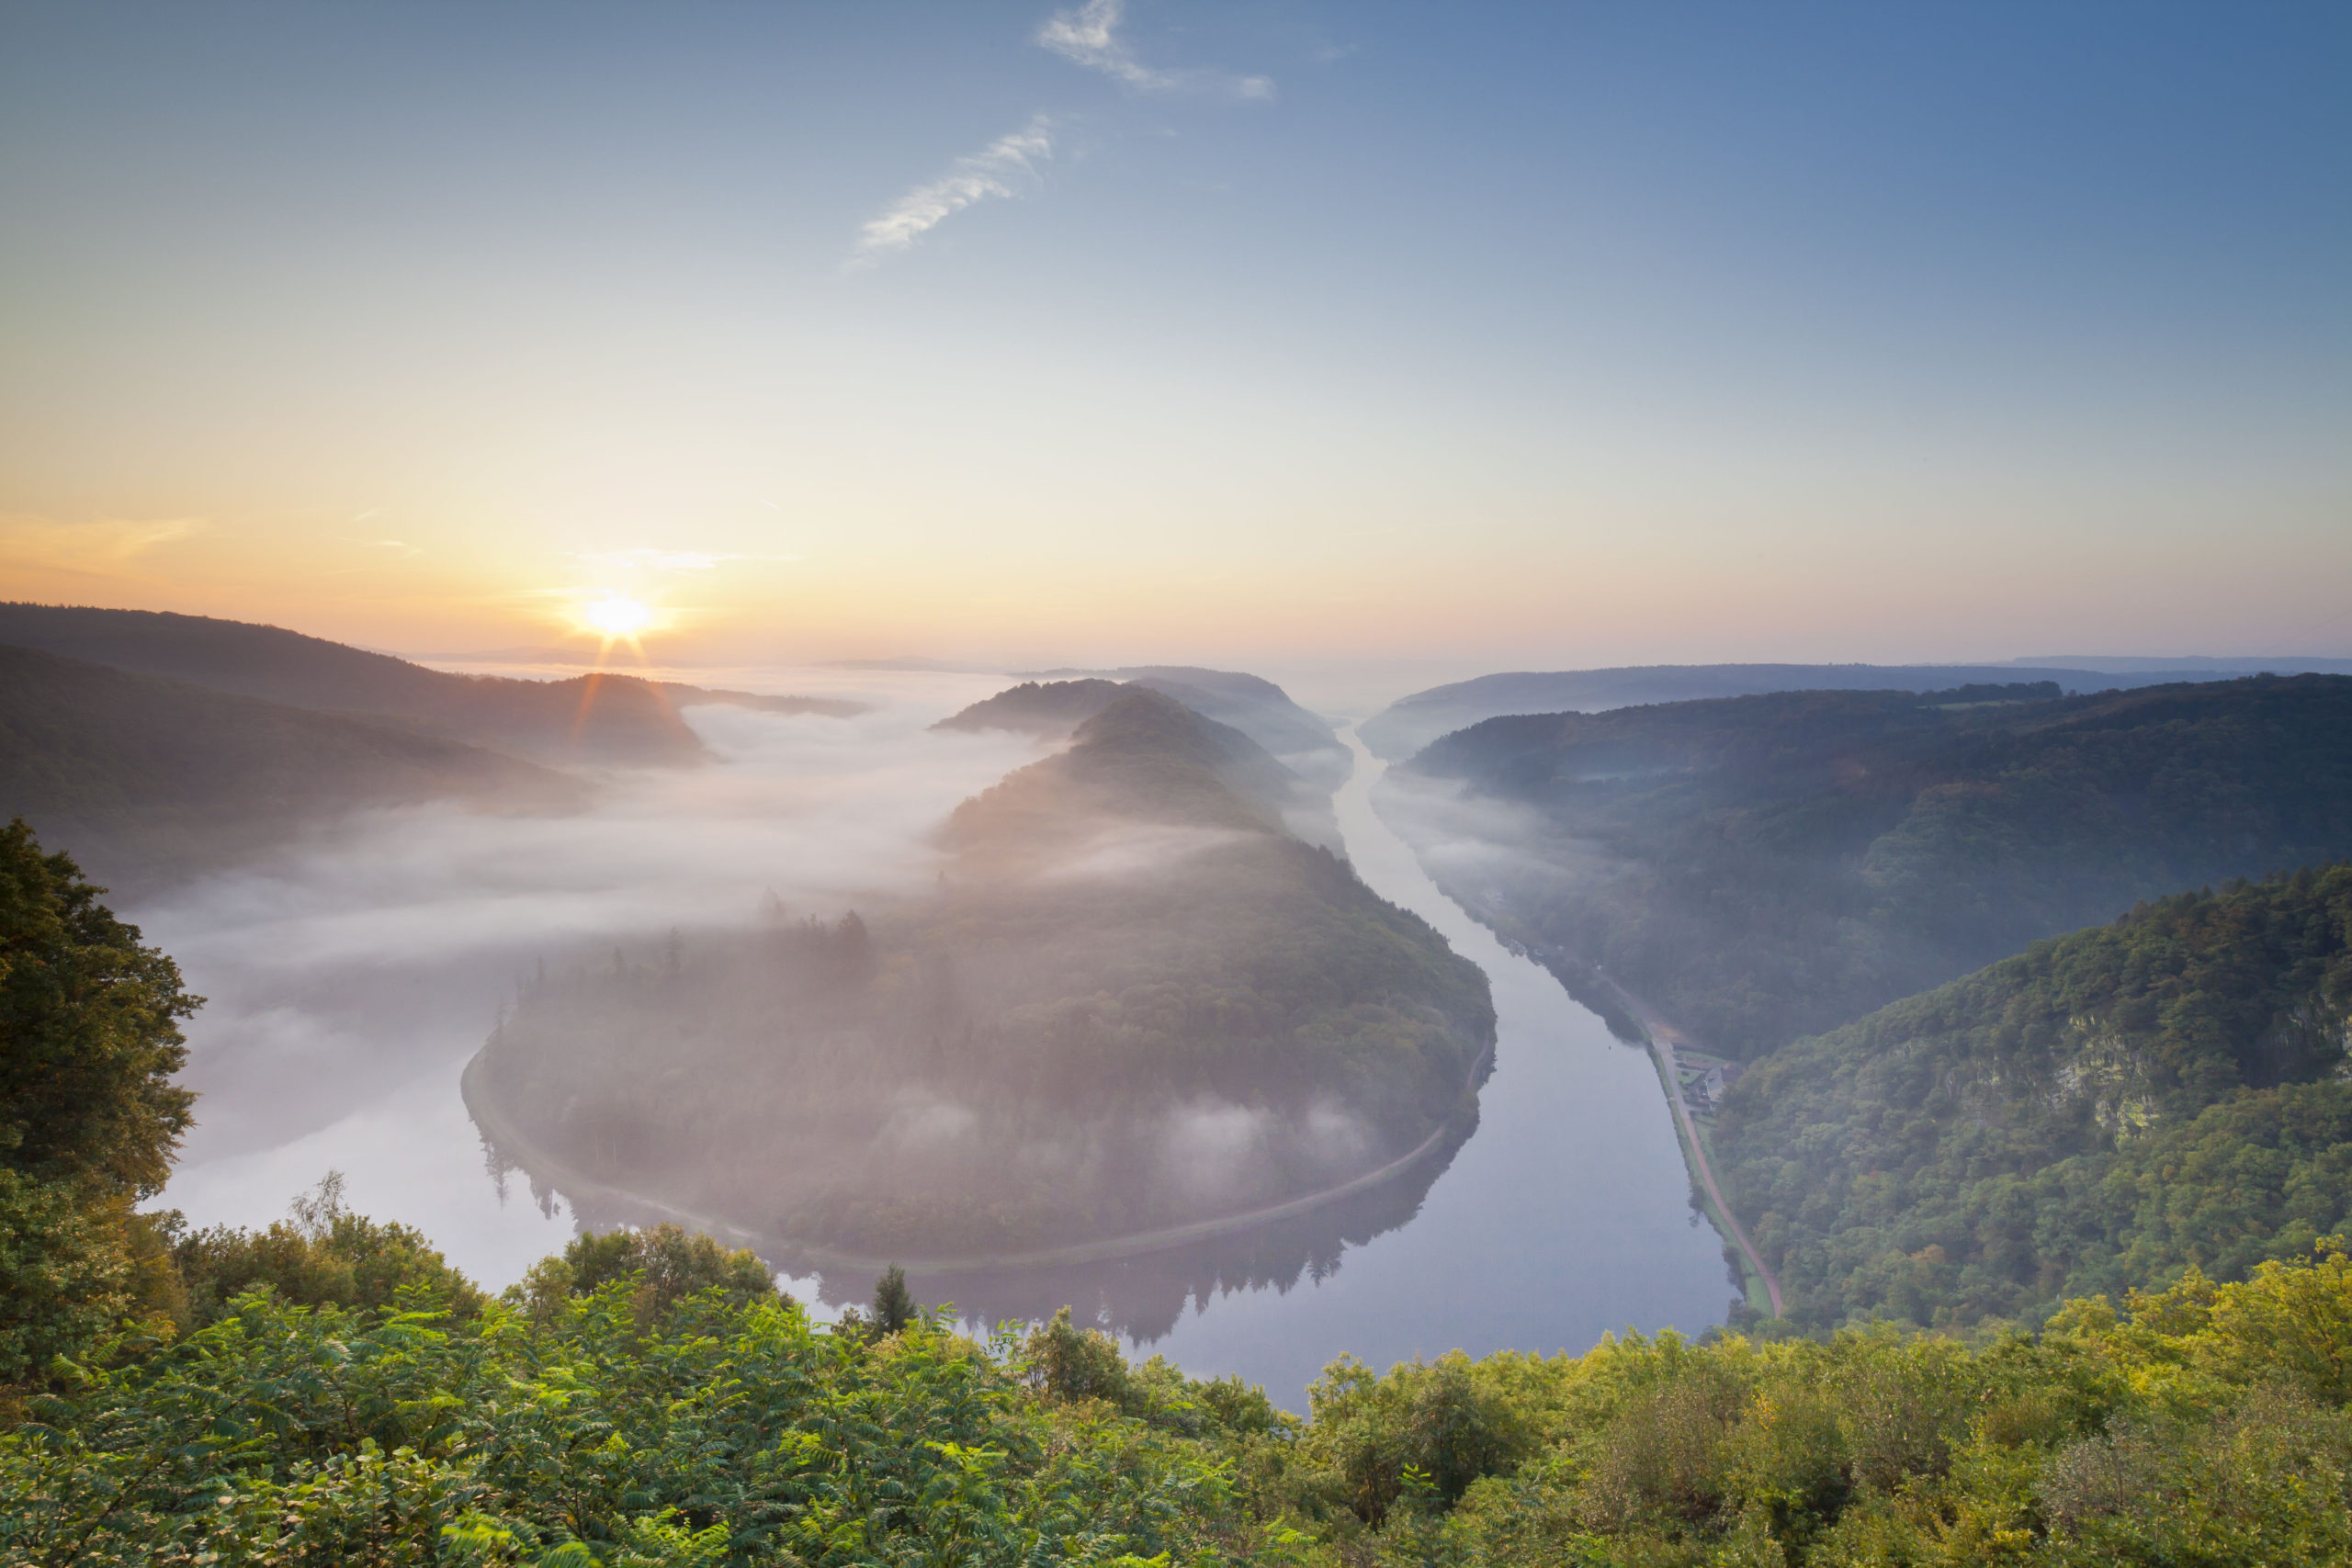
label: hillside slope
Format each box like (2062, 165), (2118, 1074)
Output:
(940, 677), (1344, 849)
(0, 602), (859, 764)
(1390, 674), (2352, 1055)
(1715, 865), (2352, 1329)
(0, 643), (577, 889)
(1023, 663), (1347, 783)
(932, 678), (1128, 738)
(1358, 660), (2285, 760)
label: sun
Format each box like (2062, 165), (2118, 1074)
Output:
(579, 594), (655, 641)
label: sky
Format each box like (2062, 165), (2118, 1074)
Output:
(1, 0), (2346, 675)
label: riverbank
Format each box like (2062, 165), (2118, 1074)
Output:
(1593, 972), (1784, 1317)
(461, 1035), (1493, 1277)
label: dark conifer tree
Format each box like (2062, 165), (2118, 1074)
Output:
(870, 1262), (913, 1337)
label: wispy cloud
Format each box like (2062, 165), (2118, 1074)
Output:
(0, 513), (204, 576)
(848, 115), (1056, 268)
(584, 548), (742, 574)
(1038, 0), (1272, 99)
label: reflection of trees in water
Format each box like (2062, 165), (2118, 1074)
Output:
(798, 1111), (1474, 1343)
(863, 1161), (1439, 1341)
(487, 1104), (1478, 1345)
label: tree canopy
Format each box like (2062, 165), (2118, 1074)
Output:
(1715, 863), (2352, 1330)
(0, 819), (199, 1382)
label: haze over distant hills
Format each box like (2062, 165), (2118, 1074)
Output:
(1018, 665), (1349, 787)
(0, 603), (870, 890)
(942, 674), (1348, 850)
(825, 656), (1008, 673)
(0, 642), (577, 890)
(2003, 654), (2352, 674)
(1386, 674), (2352, 1057)
(1360, 659), (2352, 760)
(0, 604), (860, 767)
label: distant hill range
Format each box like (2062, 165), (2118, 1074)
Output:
(940, 676), (1344, 849)
(1002, 664), (1349, 787)
(474, 685), (1493, 1263)
(1361, 659), (2352, 759)
(1386, 673), (2352, 1057)
(2004, 653), (2352, 675)
(0, 643), (578, 890)
(1717, 864), (2352, 1330)
(0, 604), (861, 767)
(0, 603), (863, 891)
(823, 655), (1006, 673)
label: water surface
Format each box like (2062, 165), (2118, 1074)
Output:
(1045, 729), (1732, 1404)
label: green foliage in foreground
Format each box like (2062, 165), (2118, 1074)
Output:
(3, 1281), (1285, 1567)
(1295, 1247), (2352, 1566)
(15, 1236), (2352, 1564)
(1717, 864), (2352, 1330)
(168, 1171), (492, 1332)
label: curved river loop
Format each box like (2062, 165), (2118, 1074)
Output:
(153, 676), (1734, 1413)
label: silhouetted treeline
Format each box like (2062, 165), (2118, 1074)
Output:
(0, 600), (863, 770)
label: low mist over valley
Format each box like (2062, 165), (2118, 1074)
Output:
(475, 684), (1490, 1262)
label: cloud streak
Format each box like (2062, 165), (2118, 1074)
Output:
(1038, 0), (1272, 99)
(0, 513), (205, 578)
(584, 548), (742, 574)
(848, 115), (1056, 267)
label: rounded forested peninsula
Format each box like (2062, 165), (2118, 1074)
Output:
(471, 687), (1494, 1261)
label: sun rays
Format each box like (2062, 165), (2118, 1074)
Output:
(571, 593), (664, 661)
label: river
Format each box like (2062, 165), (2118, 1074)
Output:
(1069, 728), (1733, 1403)
(153, 669), (1730, 1410)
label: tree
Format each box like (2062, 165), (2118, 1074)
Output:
(170, 1171), (488, 1328)
(870, 1262), (914, 1337)
(0, 819), (198, 1200)
(511, 1222), (779, 1327)
(1022, 1305), (1131, 1404)
(0, 819), (200, 1382)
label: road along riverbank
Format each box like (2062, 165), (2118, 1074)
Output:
(1593, 972), (1783, 1317)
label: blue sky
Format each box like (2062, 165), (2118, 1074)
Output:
(1, 1), (2345, 670)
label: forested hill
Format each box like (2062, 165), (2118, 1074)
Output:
(0, 602), (859, 764)
(941, 679), (1345, 850)
(1717, 864), (2352, 1330)
(1358, 659), (2290, 759)
(477, 688), (1492, 1264)
(1392, 674), (2352, 1055)
(0, 643), (577, 890)
(1023, 663), (1349, 784)
(933, 677), (1128, 737)
(948, 687), (1305, 841)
